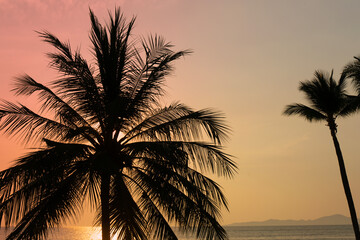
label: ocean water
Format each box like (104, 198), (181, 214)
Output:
(0, 225), (355, 239)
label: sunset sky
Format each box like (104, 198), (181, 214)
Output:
(1, 0), (360, 226)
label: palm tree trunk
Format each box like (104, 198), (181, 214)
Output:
(101, 173), (111, 240)
(330, 128), (360, 240)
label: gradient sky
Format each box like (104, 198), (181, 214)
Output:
(1, 0), (360, 226)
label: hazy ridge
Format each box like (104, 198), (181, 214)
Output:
(229, 214), (354, 226)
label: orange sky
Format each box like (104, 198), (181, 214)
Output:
(1, 0), (360, 226)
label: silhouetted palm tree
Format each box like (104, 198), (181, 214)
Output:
(0, 9), (236, 240)
(283, 70), (360, 240)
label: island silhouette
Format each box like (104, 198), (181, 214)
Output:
(229, 214), (356, 226)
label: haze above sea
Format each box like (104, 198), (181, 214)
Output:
(0, 225), (355, 240)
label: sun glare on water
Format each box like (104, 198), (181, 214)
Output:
(89, 227), (118, 240)
(89, 229), (102, 240)
(53, 226), (119, 240)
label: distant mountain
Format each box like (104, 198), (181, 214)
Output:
(229, 214), (354, 226)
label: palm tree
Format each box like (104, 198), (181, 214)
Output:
(283, 70), (360, 239)
(0, 9), (236, 240)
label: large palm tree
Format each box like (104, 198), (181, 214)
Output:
(0, 9), (236, 240)
(283, 70), (360, 239)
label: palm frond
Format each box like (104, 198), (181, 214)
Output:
(283, 103), (327, 122)
(119, 36), (191, 124)
(338, 95), (360, 117)
(134, 155), (229, 214)
(53, 75), (105, 130)
(39, 31), (106, 132)
(110, 10), (136, 97)
(141, 35), (173, 62)
(5, 170), (87, 240)
(128, 140), (236, 178)
(123, 103), (230, 145)
(0, 101), (80, 144)
(132, 168), (228, 240)
(12, 75), (101, 145)
(90, 9), (136, 102)
(127, 49), (191, 108)
(37, 30), (73, 60)
(0, 142), (91, 211)
(96, 175), (148, 240)
(338, 70), (348, 90)
(138, 192), (178, 240)
(0, 143), (91, 239)
(343, 56), (360, 93)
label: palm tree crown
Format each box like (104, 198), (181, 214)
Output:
(284, 70), (357, 129)
(0, 9), (236, 240)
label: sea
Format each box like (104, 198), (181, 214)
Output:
(0, 225), (355, 239)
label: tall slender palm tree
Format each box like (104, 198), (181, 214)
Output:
(0, 9), (236, 240)
(283, 70), (360, 239)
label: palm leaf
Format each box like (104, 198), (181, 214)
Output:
(0, 101), (78, 143)
(108, 175), (148, 240)
(127, 140), (235, 178)
(338, 95), (360, 117)
(12, 75), (101, 145)
(132, 169), (227, 240)
(283, 103), (327, 122)
(343, 56), (360, 93)
(123, 103), (230, 145)
(39, 31), (106, 131)
(5, 170), (87, 240)
(138, 191), (178, 240)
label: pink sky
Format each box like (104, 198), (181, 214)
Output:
(1, 0), (360, 226)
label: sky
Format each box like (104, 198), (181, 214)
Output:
(1, 0), (360, 226)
